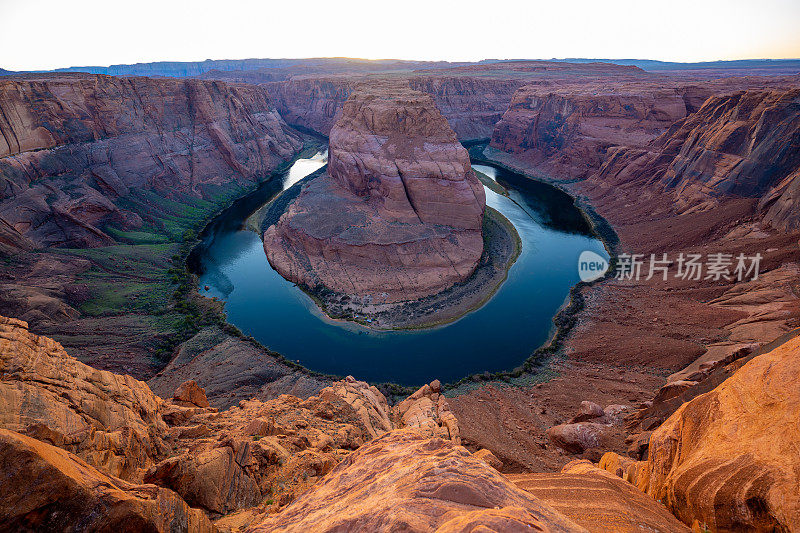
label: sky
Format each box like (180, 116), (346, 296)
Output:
(2, 0), (799, 71)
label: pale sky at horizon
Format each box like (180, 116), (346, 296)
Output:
(2, 0), (799, 71)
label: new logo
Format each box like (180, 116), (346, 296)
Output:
(578, 250), (609, 282)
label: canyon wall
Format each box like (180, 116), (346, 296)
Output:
(263, 84), (486, 304)
(0, 74), (303, 252)
(489, 84), (694, 180)
(265, 77), (358, 136)
(488, 76), (800, 184)
(594, 88), (800, 231)
(407, 76), (528, 141)
(266, 75), (528, 141)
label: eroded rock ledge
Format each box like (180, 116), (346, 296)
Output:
(263, 83), (486, 309)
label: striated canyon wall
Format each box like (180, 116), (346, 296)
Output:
(489, 84), (697, 180)
(265, 75), (528, 141)
(0, 74), (303, 252)
(594, 88), (800, 231)
(407, 76), (528, 141)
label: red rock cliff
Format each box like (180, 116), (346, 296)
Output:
(0, 74), (303, 252)
(489, 84), (691, 179)
(594, 88), (800, 231)
(266, 74), (527, 141)
(263, 83), (486, 304)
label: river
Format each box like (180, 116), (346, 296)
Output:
(190, 149), (608, 385)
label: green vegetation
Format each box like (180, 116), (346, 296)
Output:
(56, 243), (179, 317)
(48, 139), (327, 367)
(104, 227), (170, 245)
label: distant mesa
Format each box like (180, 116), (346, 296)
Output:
(263, 82), (486, 306)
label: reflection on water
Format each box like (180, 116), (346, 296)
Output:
(191, 152), (608, 385)
(282, 150), (327, 189)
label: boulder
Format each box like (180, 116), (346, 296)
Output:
(318, 377), (392, 438)
(569, 401), (605, 423)
(546, 422), (609, 454)
(473, 448), (503, 471)
(145, 446), (262, 515)
(392, 380), (461, 444)
(173, 380), (211, 408)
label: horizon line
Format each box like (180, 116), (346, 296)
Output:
(6, 56), (800, 74)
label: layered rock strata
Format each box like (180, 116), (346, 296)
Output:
(595, 88), (800, 231)
(264, 84), (486, 304)
(0, 74), (302, 252)
(0, 429), (215, 533)
(0, 315), (168, 480)
(598, 334), (800, 531)
(248, 430), (584, 532)
(510, 460), (690, 532)
(489, 85), (692, 180)
(640, 333), (800, 531)
(266, 74), (529, 141)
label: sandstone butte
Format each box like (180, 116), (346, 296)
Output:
(263, 83), (486, 304)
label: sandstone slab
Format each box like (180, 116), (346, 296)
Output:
(248, 430), (584, 532)
(0, 428), (214, 533)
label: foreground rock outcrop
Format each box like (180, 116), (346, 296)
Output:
(594, 334), (800, 531)
(0, 314), (468, 530)
(7, 310), (786, 532)
(248, 430), (584, 532)
(510, 460), (690, 532)
(0, 315), (168, 480)
(0, 429), (214, 533)
(264, 84), (486, 304)
(637, 333), (800, 531)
